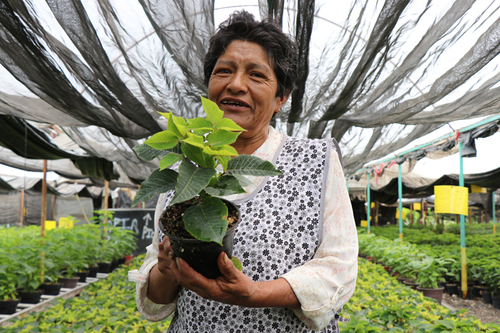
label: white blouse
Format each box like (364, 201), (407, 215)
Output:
(129, 126), (358, 330)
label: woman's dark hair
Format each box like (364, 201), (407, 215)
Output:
(204, 11), (297, 98)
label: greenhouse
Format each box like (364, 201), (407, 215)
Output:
(1, 0), (500, 331)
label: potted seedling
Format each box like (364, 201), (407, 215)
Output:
(415, 257), (452, 305)
(132, 97), (282, 278)
(0, 249), (20, 314)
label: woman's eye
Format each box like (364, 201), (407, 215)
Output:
(215, 68), (230, 74)
(251, 72), (265, 78)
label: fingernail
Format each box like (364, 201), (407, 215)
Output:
(176, 257), (181, 269)
(223, 253), (228, 264)
(168, 251), (174, 259)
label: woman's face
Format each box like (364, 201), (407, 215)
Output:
(208, 40), (288, 143)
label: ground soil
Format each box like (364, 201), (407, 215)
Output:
(442, 293), (500, 324)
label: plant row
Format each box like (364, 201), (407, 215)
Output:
(0, 211), (137, 302)
(339, 259), (500, 332)
(363, 226), (500, 295)
(2, 255), (170, 333)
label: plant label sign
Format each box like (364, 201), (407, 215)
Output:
(108, 208), (156, 255)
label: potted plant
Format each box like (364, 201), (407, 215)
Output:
(415, 257), (451, 305)
(131, 97), (282, 278)
(0, 249), (20, 314)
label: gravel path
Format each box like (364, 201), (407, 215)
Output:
(442, 293), (500, 324)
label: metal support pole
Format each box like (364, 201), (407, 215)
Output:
(459, 142), (468, 299)
(493, 191), (496, 235)
(41, 160), (47, 238)
(367, 171), (371, 235)
(398, 163), (403, 241)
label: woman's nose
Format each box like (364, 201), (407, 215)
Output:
(227, 72), (247, 93)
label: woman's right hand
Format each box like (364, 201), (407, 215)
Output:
(147, 236), (180, 304)
(157, 236), (177, 280)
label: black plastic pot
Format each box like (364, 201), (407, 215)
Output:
(162, 200), (241, 279)
(18, 290), (43, 304)
(98, 262), (111, 274)
(0, 299), (19, 314)
(492, 295), (500, 309)
(88, 265), (99, 277)
(482, 290), (492, 304)
(76, 270), (89, 283)
(41, 282), (62, 296)
(118, 257), (126, 266)
(446, 284), (459, 296)
(110, 258), (119, 272)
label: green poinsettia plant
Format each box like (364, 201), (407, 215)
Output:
(132, 96), (282, 244)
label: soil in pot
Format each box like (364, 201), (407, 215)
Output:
(58, 277), (80, 289)
(482, 290), (492, 304)
(88, 265), (99, 277)
(160, 198), (240, 279)
(0, 299), (19, 314)
(417, 287), (444, 305)
(76, 270), (89, 283)
(18, 289), (43, 304)
(41, 282), (62, 296)
(98, 262), (111, 274)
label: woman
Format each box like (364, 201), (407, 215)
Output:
(131, 11), (358, 332)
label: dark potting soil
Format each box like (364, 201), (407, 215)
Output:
(160, 198), (239, 240)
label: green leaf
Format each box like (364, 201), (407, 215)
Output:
(186, 118), (214, 135)
(207, 130), (240, 147)
(215, 155), (231, 172)
(201, 96), (223, 125)
(183, 133), (206, 149)
(158, 112), (186, 138)
(203, 145), (238, 156)
(133, 144), (171, 161)
(131, 169), (178, 207)
(231, 256), (243, 271)
(227, 155), (283, 176)
(205, 175), (246, 196)
(181, 142), (208, 168)
(170, 158), (216, 205)
(215, 118), (246, 132)
(233, 175), (252, 187)
(159, 154), (181, 170)
(144, 131), (179, 150)
(183, 197), (228, 244)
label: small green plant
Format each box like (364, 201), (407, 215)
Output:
(131, 96), (282, 244)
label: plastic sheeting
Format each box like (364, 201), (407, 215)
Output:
(0, 1), (500, 176)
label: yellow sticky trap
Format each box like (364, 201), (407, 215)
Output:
(370, 202), (375, 209)
(471, 185), (487, 193)
(59, 217), (74, 229)
(395, 209), (407, 219)
(413, 202), (421, 211)
(45, 220), (56, 230)
(360, 220), (368, 227)
(434, 185), (469, 216)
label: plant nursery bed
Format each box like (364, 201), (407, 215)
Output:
(0, 274), (108, 327)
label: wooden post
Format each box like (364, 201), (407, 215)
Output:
(103, 180), (109, 224)
(41, 160), (47, 238)
(374, 202), (379, 226)
(20, 189), (25, 227)
(468, 207), (472, 223)
(423, 201), (428, 226)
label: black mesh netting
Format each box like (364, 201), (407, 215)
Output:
(0, 0), (500, 178)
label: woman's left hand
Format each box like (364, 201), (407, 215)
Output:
(169, 253), (301, 308)
(168, 252), (260, 307)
